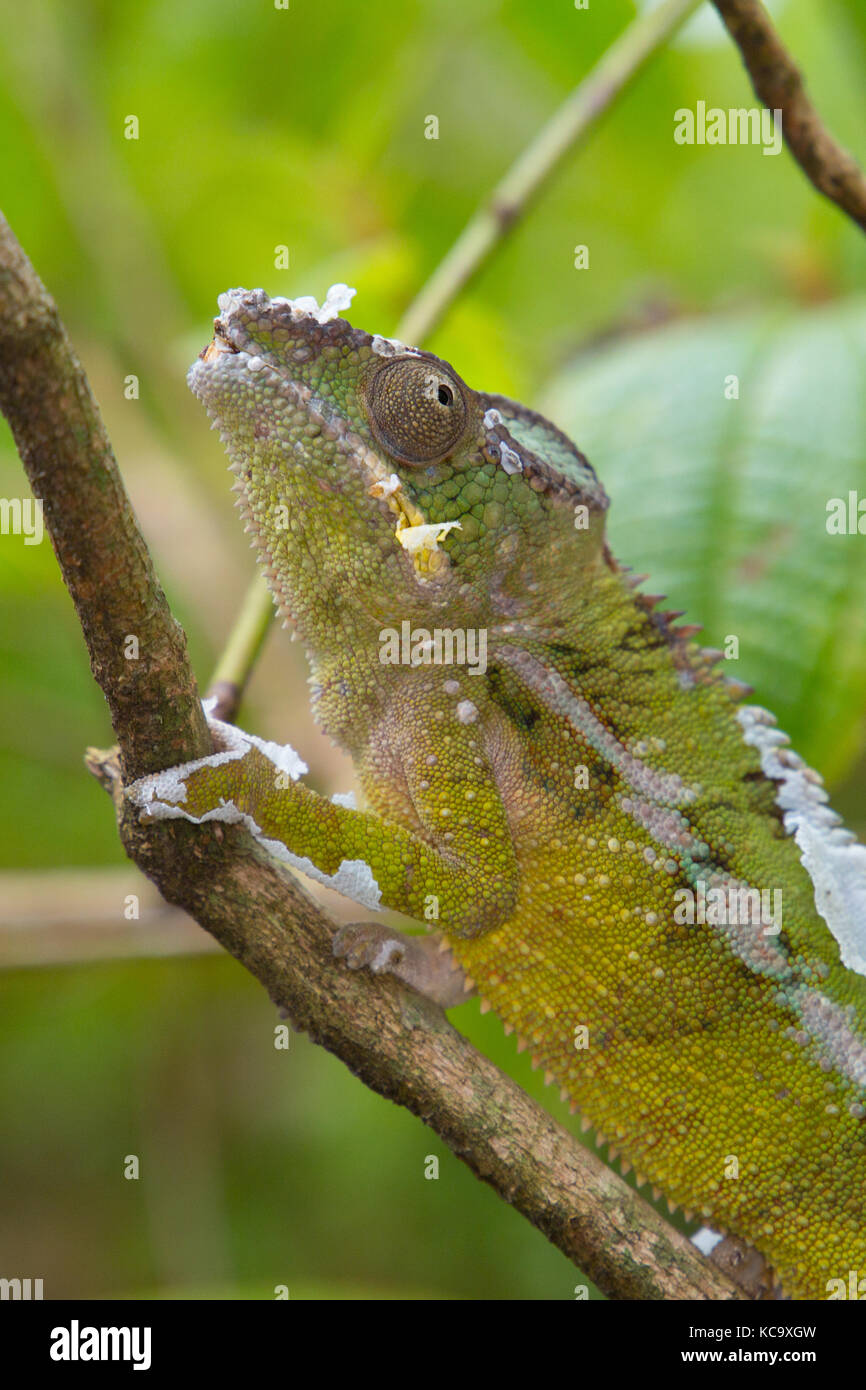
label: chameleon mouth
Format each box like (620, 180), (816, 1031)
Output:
(189, 286), (461, 581)
(200, 329), (240, 363)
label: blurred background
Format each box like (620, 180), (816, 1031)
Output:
(0, 0), (864, 1299)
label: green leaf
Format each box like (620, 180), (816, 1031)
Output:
(541, 299), (866, 782)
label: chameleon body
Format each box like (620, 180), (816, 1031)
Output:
(129, 285), (866, 1298)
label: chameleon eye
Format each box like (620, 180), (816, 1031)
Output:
(367, 357), (467, 464)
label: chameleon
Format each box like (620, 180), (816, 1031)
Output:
(128, 283), (866, 1299)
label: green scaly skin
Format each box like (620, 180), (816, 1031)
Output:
(129, 286), (866, 1299)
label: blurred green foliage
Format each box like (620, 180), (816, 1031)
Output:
(0, 0), (864, 1299)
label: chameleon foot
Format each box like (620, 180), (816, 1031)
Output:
(333, 922), (471, 1009)
(709, 1233), (783, 1300)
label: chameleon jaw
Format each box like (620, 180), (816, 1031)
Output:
(194, 285), (467, 584)
(366, 470), (461, 580)
(192, 341), (460, 601)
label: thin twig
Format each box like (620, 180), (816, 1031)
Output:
(0, 208), (741, 1301)
(207, 0), (705, 719)
(0, 868), (219, 968)
(713, 0), (866, 234)
(207, 575), (278, 722)
(397, 0), (704, 344)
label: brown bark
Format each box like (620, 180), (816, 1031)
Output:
(0, 210), (210, 781)
(713, 0), (866, 234)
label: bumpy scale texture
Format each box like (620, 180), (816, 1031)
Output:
(130, 287), (866, 1299)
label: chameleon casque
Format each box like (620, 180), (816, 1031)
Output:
(129, 284), (866, 1299)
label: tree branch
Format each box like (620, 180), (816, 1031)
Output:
(0, 208), (742, 1302)
(0, 212), (210, 781)
(713, 0), (866, 234)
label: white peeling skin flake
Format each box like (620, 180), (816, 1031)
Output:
(126, 717), (381, 911)
(498, 442), (523, 475)
(126, 717), (308, 812)
(218, 284), (356, 327)
(125, 716), (268, 808)
(248, 809), (381, 910)
(371, 334), (411, 357)
(370, 473), (402, 500)
(795, 822), (866, 978)
(155, 716), (307, 787)
(691, 1227), (724, 1257)
(275, 283), (356, 324)
(737, 705), (866, 977)
(396, 520), (462, 554)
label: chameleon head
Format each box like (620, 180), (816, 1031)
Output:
(188, 285), (609, 651)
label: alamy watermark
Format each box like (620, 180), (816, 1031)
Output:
(826, 1270), (866, 1299)
(379, 621), (487, 676)
(673, 879), (782, 934)
(674, 102), (782, 156)
(0, 1276), (43, 1299)
(0, 496), (43, 544)
(50, 1321), (151, 1371)
(826, 490), (866, 535)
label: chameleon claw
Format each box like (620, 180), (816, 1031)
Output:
(333, 922), (471, 1010)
